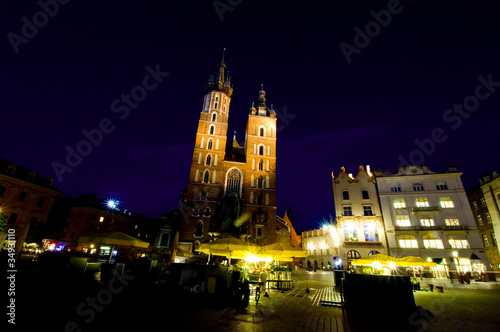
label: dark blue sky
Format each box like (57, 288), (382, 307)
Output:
(1, 0), (500, 232)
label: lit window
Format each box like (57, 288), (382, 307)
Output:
(343, 224), (358, 241)
(391, 185), (401, 192)
(440, 197), (454, 208)
(420, 217), (434, 226)
(449, 239), (470, 249)
(398, 235), (418, 248)
(423, 235), (444, 249)
(396, 215), (411, 226)
(445, 218), (459, 226)
(343, 206), (353, 216)
(416, 198), (429, 207)
(99, 216), (104, 222)
(393, 199), (406, 209)
(413, 183), (424, 191)
(342, 191), (350, 200)
(486, 213), (492, 223)
(477, 215), (483, 225)
(436, 182), (448, 190)
(481, 198), (487, 207)
(347, 250), (361, 259)
(492, 233), (497, 246)
(473, 201), (478, 211)
(214, 95), (219, 109)
(482, 234), (489, 247)
(361, 190), (369, 200)
(363, 206), (373, 216)
(326, 249), (330, 255)
(363, 224), (379, 242)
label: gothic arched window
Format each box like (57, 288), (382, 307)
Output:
(207, 139), (213, 150)
(259, 145), (265, 156)
(209, 125), (215, 135)
(225, 168), (242, 196)
(206, 154), (212, 166)
(212, 113), (217, 122)
(203, 170), (210, 183)
(195, 221), (203, 237)
(258, 176), (263, 188)
(259, 127), (265, 137)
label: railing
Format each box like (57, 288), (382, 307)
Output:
(395, 225), (469, 231)
(411, 206), (440, 214)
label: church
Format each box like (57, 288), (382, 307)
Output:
(164, 52), (289, 255)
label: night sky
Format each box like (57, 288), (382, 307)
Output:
(1, 0), (500, 233)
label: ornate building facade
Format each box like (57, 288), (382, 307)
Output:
(0, 158), (61, 254)
(177, 55), (278, 251)
(332, 165), (389, 267)
(375, 165), (489, 278)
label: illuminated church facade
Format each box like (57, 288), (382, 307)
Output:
(176, 54), (279, 249)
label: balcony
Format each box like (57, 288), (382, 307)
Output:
(344, 241), (382, 246)
(411, 206), (440, 215)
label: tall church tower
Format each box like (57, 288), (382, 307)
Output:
(243, 86), (277, 245)
(179, 52), (278, 248)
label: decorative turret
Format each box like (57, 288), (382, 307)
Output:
(205, 48), (233, 96)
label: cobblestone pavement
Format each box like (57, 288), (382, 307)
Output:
(16, 267), (500, 332)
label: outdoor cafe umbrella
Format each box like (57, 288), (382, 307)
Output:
(260, 243), (308, 261)
(196, 236), (259, 263)
(397, 256), (437, 278)
(350, 253), (399, 267)
(397, 256), (438, 267)
(78, 231), (150, 263)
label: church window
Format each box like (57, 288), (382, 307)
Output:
(195, 221), (203, 237)
(259, 145), (265, 156)
(257, 194), (263, 205)
(225, 168), (242, 196)
(259, 159), (264, 171)
(209, 125), (215, 135)
(259, 127), (265, 137)
(206, 154), (211, 166)
(203, 170), (210, 183)
(207, 139), (213, 150)
(258, 176), (263, 188)
(214, 95), (219, 109)
(212, 113), (217, 122)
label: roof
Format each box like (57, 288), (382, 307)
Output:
(0, 158), (61, 192)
